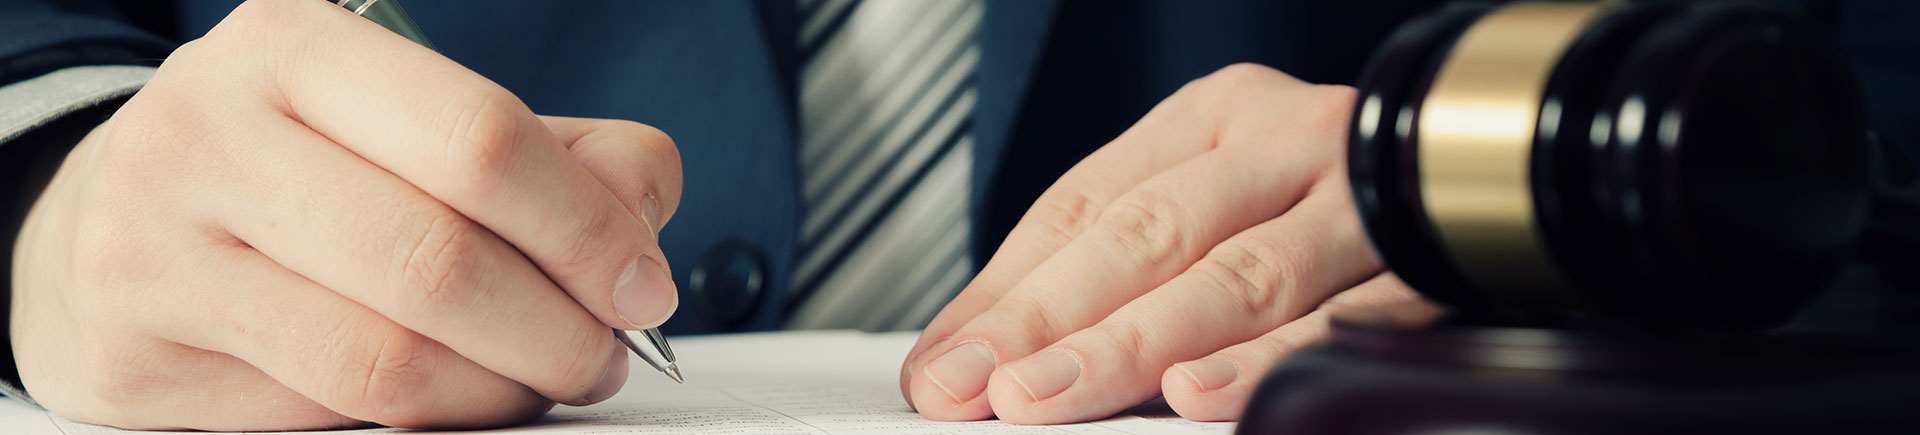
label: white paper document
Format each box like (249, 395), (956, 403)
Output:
(0, 331), (1235, 435)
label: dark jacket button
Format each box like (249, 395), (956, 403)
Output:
(689, 239), (767, 329)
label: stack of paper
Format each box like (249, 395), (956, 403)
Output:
(0, 331), (1235, 434)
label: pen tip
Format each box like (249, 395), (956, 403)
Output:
(665, 364), (684, 384)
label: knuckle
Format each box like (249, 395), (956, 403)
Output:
(100, 86), (244, 187)
(389, 212), (482, 316)
(997, 295), (1070, 344)
(1254, 316), (1332, 360)
(1186, 63), (1284, 98)
(1028, 189), (1103, 248)
(1092, 190), (1189, 266)
(615, 120), (680, 159)
(163, 36), (213, 59)
(1314, 297), (1371, 318)
(1195, 236), (1305, 319)
(549, 209), (630, 278)
(437, 92), (528, 198)
(1211, 62), (1284, 84)
(1320, 277), (1420, 315)
(191, 1), (322, 104)
(571, 120), (683, 217)
(637, 125), (684, 186)
(154, 39), (219, 74)
(545, 330), (612, 400)
(208, 0), (310, 53)
(1081, 322), (1150, 368)
(226, 0), (299, 21)
(96, 105), (198, 168)
(1300, 84), (1360, 133)
(602, 120), (683, 178)
(342, 333), (436, 425)
(1310, 84), (1360, 112)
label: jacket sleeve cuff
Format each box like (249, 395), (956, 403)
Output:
(1, 65), (156, 407)
(1, 65), (154, 142)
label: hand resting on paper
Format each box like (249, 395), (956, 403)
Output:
(900, 64), (1431, 424)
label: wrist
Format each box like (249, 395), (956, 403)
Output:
(1, 87), (135, 404)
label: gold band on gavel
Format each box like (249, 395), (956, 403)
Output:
(1417, 2), (1610, 309)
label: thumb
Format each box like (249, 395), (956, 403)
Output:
(542, 116), (684, 233)
(541, 115), (686, 329)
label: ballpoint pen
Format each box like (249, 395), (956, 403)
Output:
(335, 0), (684, 384)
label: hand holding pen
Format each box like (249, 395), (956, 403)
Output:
(340, 0), (683, 385)
(8, 0), (685, 430)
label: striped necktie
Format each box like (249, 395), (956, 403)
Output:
(786, 0), (982, 331)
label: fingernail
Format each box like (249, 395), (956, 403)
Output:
(1004, 350), (1083, 402)
(910, 337), (954, 369)
(1175, 359), (1239, 392)
(613, 254), (677, 329)
(904, 336), (955, 381)
(924, 342), (997, 403)
(584, 344), (629, 404)
(640, 193), (662, 237)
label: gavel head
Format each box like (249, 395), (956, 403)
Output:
(1347, 0), (1874, 330)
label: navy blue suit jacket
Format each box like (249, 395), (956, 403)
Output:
(4, 0), (1919, 338)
